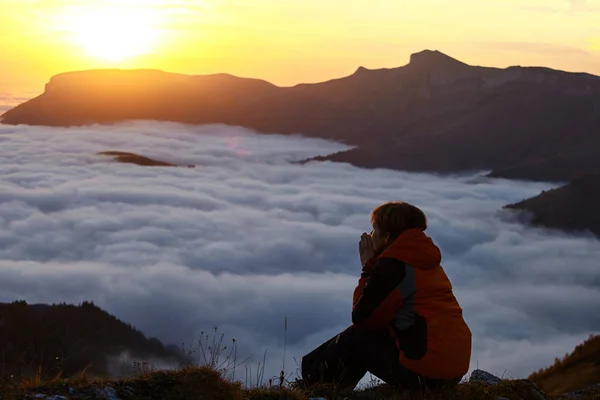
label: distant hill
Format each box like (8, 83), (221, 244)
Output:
(487, 152), (600, 182)
(529, 334), (600, 394)
(504, 173), (600, 238)
(2, 50), (600, 183)
(0, 301), (184, 380)
(98, 151), (195, 168)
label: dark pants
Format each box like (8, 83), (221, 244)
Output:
(301, 325), (460, 391)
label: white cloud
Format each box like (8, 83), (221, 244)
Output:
(0, 120), (599, 385)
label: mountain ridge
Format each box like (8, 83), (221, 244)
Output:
(3, 49), (598, 183)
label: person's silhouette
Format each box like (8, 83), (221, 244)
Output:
(301, 201), (471, 391)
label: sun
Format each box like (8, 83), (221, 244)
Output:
(66, 6), (162, 63)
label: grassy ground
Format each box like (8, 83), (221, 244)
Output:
(2, 327), (598, 400)
(2, 365), (600, 400)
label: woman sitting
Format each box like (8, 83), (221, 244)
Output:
(301, 201), (472, 390)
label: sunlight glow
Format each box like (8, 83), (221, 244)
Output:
(0, 0), (599, 92)
(590, 38), (600, 53)
(64, 5), (163, 62)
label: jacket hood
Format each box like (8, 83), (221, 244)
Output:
(378, 228), (441, 270)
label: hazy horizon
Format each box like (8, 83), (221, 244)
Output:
(1, 120), (599, 384)
(1, 0), (599, 93)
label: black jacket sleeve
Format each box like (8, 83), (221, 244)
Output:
(352, 257), (407, 328)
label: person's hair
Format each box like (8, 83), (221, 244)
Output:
(371, 201), (427, 241)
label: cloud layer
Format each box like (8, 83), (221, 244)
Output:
(1, 120), (599, 385)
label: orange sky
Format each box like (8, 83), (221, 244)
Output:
(1, 0), (599, 93)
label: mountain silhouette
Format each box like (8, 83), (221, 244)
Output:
(2, 49), (599, 183)
(505, 173), (600, 238)
(529, 334), (600, 394)
(98, 151), (195, 167)
(0, 300), (184, 380)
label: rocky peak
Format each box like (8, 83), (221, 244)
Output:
(354, 66), (369, 74)
(409, 49), (469, 69)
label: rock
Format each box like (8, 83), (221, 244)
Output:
(95, 386), (120, 400)
(468, 375), (548, 400)
(469, 369), (503, 385)
(563, 382), (600, 398)
(515, 380), (546, 400)
(118, 385), (136, 398)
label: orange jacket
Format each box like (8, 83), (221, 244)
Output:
(352, 228), (471, 379)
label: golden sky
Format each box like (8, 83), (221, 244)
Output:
(1, 0), (599, 93)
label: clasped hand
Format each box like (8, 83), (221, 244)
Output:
(359, 232), (375, 267)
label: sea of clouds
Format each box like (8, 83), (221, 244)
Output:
(1, 117), (599, 385)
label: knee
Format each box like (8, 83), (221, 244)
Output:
(335, 325), (361, 345)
